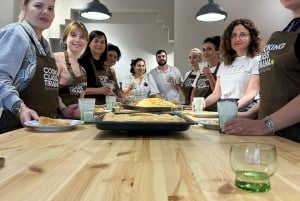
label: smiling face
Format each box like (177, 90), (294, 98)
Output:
(230, 24), (251, 56)
(22, 0), (55, 37)
(89, 35), (106, 58)
(63, 22), (88, 55)
(65, 29), (88, 54)
(106, 50), (119, 67)
(134, 60), (146, 76)
(202, 42), (218, 63)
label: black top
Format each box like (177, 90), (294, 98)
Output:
(78, 54), (104, 88)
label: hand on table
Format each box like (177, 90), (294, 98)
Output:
(19, 106), (39, 125)
(223, 118), (270, 135)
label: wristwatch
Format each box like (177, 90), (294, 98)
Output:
(263, 116), (275, 135)
(11, 100), (25, 116)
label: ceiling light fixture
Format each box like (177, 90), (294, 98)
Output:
(195, 0), (227, 22)
(80, 0), (112, 20)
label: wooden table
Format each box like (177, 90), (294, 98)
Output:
(0, 120), (300, 201)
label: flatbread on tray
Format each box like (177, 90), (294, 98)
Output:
(134, 98), (176, 107)
(103, 112), (185, 122)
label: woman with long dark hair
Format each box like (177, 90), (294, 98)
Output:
(78, 30), (123, 105)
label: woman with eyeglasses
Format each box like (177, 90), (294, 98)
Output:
(204, 18), (263, 112)
(224, 0), (300, 142)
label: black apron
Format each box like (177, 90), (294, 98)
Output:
(87, 58), (121, 105)
(182, 70), (198, 105)
(194, 64), (219, 111)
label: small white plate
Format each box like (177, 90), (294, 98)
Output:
(24, 119), (83, 132)
(198, 118), (219, 130)
(190, 111), (218, 118)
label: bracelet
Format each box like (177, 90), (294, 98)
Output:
(263, 116), (275, 135)
(11, 100), (26, 117)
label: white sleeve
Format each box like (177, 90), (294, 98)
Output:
(250, 55), (261, 75)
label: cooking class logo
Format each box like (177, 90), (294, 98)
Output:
(43, 67), (58, 90)
(184, 77), (194, 87)
(69, 82), (87, 96)
(99, 75), (108, 85)
(196, 77), (209, 89)
(259, 42), (285, 72)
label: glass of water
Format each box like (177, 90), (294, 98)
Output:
(229, 142), (277, 192)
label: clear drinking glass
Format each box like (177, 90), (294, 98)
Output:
(105, 96), (117, 110)
(217, 100), (238, 133)
(78, 98), (96, 122)
(229, 142), (277, 192)
(193, 97), (205, 113)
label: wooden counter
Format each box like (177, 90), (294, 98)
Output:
(0, 121), (300, 201)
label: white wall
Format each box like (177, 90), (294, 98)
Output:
(0, 0), (16, 27)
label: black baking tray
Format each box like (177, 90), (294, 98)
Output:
(122, 104), (172, 112)
(92, 112), (197, 131)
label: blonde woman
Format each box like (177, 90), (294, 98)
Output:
(0, 0), (79, 133)
(182, 48), (202, 105)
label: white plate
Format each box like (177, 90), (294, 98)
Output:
(190, 111), (218, 118)
(24, 119), (83, 132)
(198, 118), (219, 130)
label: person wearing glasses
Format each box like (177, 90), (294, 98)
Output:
(204, 18), (263, 112)
(224, 0), (300, 142)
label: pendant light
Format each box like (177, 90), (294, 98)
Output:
(80, 0), (112, 20)
(195, 0), (227, 22)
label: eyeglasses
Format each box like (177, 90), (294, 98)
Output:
(231, 32), (250, 39)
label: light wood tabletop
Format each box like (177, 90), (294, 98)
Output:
(0, 119), (300, 201)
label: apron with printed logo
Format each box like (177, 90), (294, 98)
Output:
(87, 58), (119, 105)
(0, 32), (58, 133)
(59, 51), (87, 106)
(182, 71), (197, 105)
(258, 28), (300, 141)
(194, 64), (219, 111)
